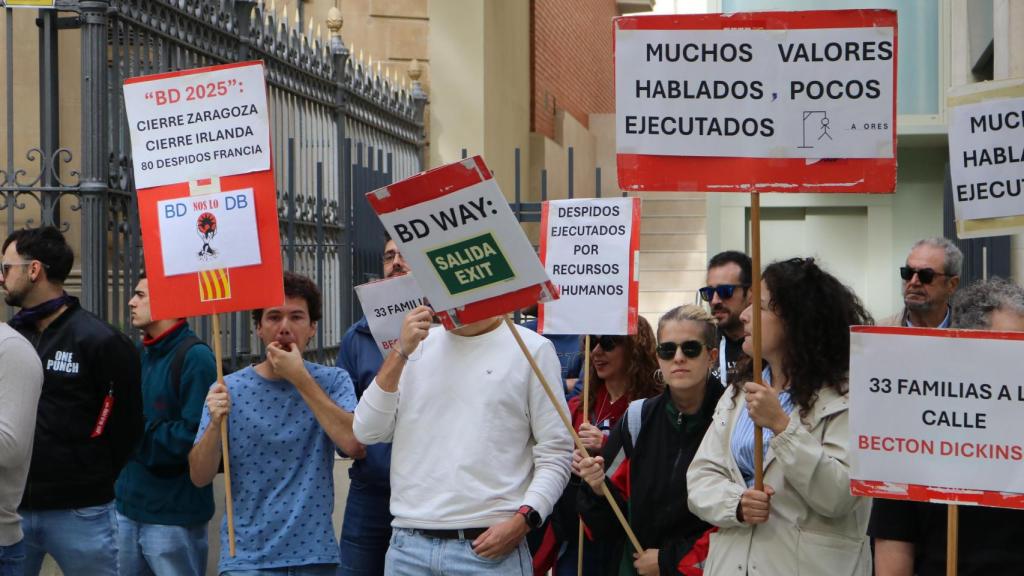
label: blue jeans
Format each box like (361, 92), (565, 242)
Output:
(20, 501), (119, 576)
(222, 565), (335, 576)
(338, 480), (391, 576)
(384, 528), (531, 576)
(0, 540), (25, 576)
(116, 513), (207, 576)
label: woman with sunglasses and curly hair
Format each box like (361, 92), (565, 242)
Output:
(687, 258), (873, 576)
(532, 317), (660, 576)
(576, 305), (723, 576)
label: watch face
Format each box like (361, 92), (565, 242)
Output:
(527, 511), (542, 528)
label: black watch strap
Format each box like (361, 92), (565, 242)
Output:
(517, 505), (542, 529)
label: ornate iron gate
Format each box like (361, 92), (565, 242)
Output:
(0, 0), (426, 365)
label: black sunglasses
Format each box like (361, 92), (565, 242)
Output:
(698, 284), (747, 302)
(656, 340), (706, 360)
(589, 335), (625, 351)
(900, 266), (952, 285)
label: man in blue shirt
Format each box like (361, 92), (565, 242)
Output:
(336, 235), (406, 575)
(190, 272), (363, 575)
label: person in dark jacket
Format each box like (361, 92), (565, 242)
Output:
(534, 318), (661, 576)
(114, 273), (216, 575)
(1, 226), (142, 576)
(577, 305), (722, 576)
(336, 234), (407, 575)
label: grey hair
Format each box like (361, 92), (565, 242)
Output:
(657, 304), (718, 348)
(952, 277), (1024, 329)
(911, 237), (963, 277)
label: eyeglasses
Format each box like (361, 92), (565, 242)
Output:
(656, 340), (706, 360)
(383, 249), (403, 265)
(899, 266), (953, 285)
(0, 260), (31, 278)
(698, 284), (747, 302)
(589, 335), (625, 352)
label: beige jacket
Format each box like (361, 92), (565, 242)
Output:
(686, 385), (871, 576)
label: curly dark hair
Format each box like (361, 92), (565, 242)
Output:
(734, 258), (872, 415)
(251, 272), (322, 327)
(584, 315), (661, 410)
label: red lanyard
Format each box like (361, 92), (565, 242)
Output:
(90, 383), (115, 438)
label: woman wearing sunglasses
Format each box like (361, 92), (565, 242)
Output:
(532, 318), (660, 576)
(575, 305), (722, 576)
(687, 258), (873, 576)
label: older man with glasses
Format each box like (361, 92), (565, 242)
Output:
(870, 276), (1024, 576)
(700, 251), (752, 387)
(881, 237), (962, 328)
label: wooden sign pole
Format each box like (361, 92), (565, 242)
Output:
(750, 192), (766, 491)
(947, 504), (958, 576)
(578, 334), (591, 576)
(211, 313), (236, 557)
(504, 318), (643, 553)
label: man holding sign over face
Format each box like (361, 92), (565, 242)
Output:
(356, 156), (572, 574)
(353, 306), (572, 574)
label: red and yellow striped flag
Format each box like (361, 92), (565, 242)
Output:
(198, 268), (232, 302)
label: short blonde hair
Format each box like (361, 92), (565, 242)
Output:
(657, 304), (718, 348)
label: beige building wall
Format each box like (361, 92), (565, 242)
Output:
(428, 0), (531, 202)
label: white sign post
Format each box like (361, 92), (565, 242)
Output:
(354, 274), (427, 357)
(615, 27), (895, 160)
(538, 197), (640, 335)
(123, 62), (271, 189)
(850, 326), (1024, 509)
(948, 79), (1024, 239)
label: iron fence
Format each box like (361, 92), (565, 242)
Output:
(0, 0), (426, 367)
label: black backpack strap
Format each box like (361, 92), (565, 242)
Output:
(169, 335), (206, 401)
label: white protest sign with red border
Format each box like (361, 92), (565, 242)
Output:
(124, 61), (283, 321)
(365, 156), (557, 329)
(537, 197), (640, 336)
(947, 79), (1024, 239)
(850, 326), (1024, 509)
(614, 10), (897, 193)
(124, 61), (270, 190)
(354, 274), (428, 356)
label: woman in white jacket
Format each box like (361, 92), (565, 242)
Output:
(687, 257), (873, 576)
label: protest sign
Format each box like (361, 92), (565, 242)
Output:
(948, 79), (1024, 239)
(124, 61), (270, 190)
(124, 61), (283, 322)
(537, 197), (640, 335)
(365, 156), (557, 329)
(850, 326), (1024, 509)
(2, 0), (55, 7)
(614, 10), (897, 193)
(354, 274), (428, 356)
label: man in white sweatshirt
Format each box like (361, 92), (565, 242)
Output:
(354, 305), (572, 575)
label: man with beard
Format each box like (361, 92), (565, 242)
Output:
(881, 237), (961, 328)
(190, 272), (363, 575)
(700, 251), (752, 387)
(336, 234), (407, 575)
(1, 226), (142, 576)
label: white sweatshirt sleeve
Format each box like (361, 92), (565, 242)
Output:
(521, 336), (573, 519)
(353, 378), (399, 445)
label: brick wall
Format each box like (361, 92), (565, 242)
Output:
(531, 0), (617, 139)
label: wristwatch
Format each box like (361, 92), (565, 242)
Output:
(517, 505), (543, 529)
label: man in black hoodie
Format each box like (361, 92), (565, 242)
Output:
(1, 226), (142, 575)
